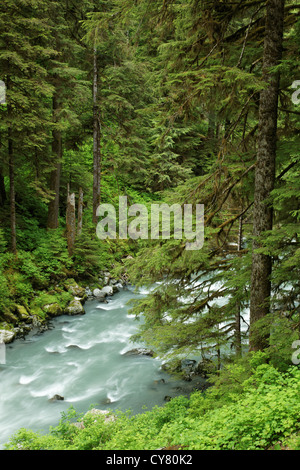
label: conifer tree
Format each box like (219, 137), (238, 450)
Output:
(0, 0), (55, 251)
(45, 0), (89, 230)
(249, 0), (285, 351)
(124, 0), (300, 367)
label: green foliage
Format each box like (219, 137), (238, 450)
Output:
(30, 290), (73, 314)
(32, 230), (72, 281)
(72, 229), (114, 279)
(0, 228), (8, 253)
(0, 0), (300, 452)
(5, 357), (300, 450)
(0, 268), (10, 312)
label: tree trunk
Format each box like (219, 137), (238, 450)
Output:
(235, 215), (243, 357)
(47, 94), (62, 229)
(0, 167), (6, 206)
(249, 0), (285, 351)
(5, 66), (16, 252)
(8, 129), (16, 253)
(92, 47), (101, 224)
(77, 187), (83, 236)
(66, 188), (76, 256)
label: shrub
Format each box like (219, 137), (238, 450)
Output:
(32, 230), (72, 280)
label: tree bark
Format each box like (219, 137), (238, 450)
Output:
(8, 129), (16, 254)
(6, 73), (16, 253)
(234, 215), (243, 357)
(0, 167), (6, 206)
(47, 94), (62, 229)
(92, 47), (101, 224)
(249, 0), (285, 351)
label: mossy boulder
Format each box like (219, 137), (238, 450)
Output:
(65, 299), (85, 316)
(30, 291), (73, 319)
(1, 310), (19, 325)
(64, 279), (86, 298)
(14, 304), (31, 323)
(42, 303), (63, 317)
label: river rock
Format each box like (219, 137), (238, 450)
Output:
(153, 378), (165, 385)
(14, 305), (31, 322)
(1, 311), (18, 325)
(49, 394), (64, 402)
(85, 287), (93, 298)
(65, 299), (85, 316)
(93, 288), (107, 300)
(99, 271), (111, 286)
(64, 279), (86, 298)
(114, 282), (124, 290)
(43, 303), (63, 317)
(0, 328), (16, 344)
(123, 348), (155, 357)
(101, 285), (114, 296)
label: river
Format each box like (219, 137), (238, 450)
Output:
(0, 285), (205, 449)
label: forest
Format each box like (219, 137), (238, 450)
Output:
(0, 0), (300, 451)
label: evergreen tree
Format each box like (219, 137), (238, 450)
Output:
(249, 0), (285, 351)
(0, 0), (55, 251)
(124, 0), (300, 367)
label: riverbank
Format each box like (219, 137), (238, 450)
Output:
(4, 350), (300, 450)
(0, 268), (129, 346)
(0, 284), (208, 449)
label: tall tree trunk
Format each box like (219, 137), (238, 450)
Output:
(6, 73), (16, 253)
(249, 0), (285, 351)
(235, 215), (243, 357)
(8, 128), (16, 254)
(92, 47), (101, 224)
(0, 167), (6, 206)
(47, 94), (62, 229)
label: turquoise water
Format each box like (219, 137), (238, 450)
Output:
(0, 285), (200, 448)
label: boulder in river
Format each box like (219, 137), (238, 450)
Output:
(0, 327), (16, 344)
(85, 287), (93, 298)
(114, 282), (124, 290)
(49, 394), (64, 402)
(43, 303), (63, 317)
(1, 310), (18, 325)
(101, 285), (114, 296)
(64, 279), (86, 299)
(123, 348), (155, 357)
(14, 304), (31, 323)
(65, 299), (85, 316)
(93, 288), (107, 301)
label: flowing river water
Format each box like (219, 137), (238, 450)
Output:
(0, 285), (205, 449)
